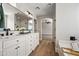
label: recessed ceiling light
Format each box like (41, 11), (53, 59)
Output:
(48, 3), (52, 5)
(35, 6), (40, 10)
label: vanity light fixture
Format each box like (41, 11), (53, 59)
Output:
(27, 11), (31, 14)
(25, 11), (32, 15)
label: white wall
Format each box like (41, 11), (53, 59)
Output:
(42, 18), (53, 34)
(37, 18), (42, 40)
(7, 14), (15, 30)
(42, 18), (53, 40)
(56, 3), (79, 41)
(56, 4), (79, 52)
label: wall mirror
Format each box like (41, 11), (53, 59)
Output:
(0, 3), (29, 31)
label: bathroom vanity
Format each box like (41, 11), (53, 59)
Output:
(0, 32), (39, 56)
(0, 3), (39, 56)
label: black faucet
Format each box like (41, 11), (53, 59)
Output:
(3, 28), (10, 36)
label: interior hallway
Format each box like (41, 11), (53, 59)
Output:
(30, 39), (59, 56)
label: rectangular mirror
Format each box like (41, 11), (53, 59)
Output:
(1, 3), (29, 31)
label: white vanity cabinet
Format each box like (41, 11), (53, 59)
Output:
(4, 41), (26, 56)
(0, 33), (39, 56)
(17, 41), (26, 56)
(32, 33), (39, 50)
(25, 35), (32, 55)
(3, 35), (26, 56)
(30, 33), (39, 51)
(3, 37), (18, 56)
(0, 40), (2, 56)
(16, 35), (26, 56)
(17, 36), (26, 56)
(25, 34), (35, 55)
(3, 45), (17, 56)
(33, 33), (39, 49)
(25, 33), (39, 56)
(29, 34), (35, 51)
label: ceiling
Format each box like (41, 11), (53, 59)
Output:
(16, 3), (56, 18)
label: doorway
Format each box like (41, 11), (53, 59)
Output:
(42, 18), (54, 41)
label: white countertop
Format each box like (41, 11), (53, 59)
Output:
(0, 32), (38, 41)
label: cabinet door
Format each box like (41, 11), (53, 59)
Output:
(32, 33), (39, 50)
(3, 39), (17, 48)
(32, 37), (36, 50)
(0, 40), (2, 56)
(0, 50), (2, 56)
(18, 41), (26, 56)
(25, 39), (30, 56)
(29, 35), (34, 51)
(0, 40), (2, 50)
(16, 36), (25, 43)
(25, 35), (32, 56)
(4, 45), (17, 56)
(36, 33), (39, 45)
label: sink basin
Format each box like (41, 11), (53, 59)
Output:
(19, 31), (30, 34)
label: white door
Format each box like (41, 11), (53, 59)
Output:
(42, 18), (53, 40)
(4, 45), (17, 56)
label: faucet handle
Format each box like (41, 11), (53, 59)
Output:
(0, 34), (4, 36)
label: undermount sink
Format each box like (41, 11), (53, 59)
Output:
(19, 32), (30, 34)
(19, 31), (30, 34)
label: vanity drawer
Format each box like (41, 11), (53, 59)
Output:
(15, 36), (26, 43)
(0, 41), (2, 51)
(0, 50), (2, 56)
(3, 39), (17, 48)
(18, 41), (25, 47)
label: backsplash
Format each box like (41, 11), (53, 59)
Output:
(0, 28), (4, 31)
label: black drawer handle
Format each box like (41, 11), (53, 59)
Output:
(15, 46), (20, 49)
(18, 46), (20, 48)
(15, 47), (18, 49)
(17, 40), (19, 42)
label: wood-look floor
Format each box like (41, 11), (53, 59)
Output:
(30, 39), (59, 56)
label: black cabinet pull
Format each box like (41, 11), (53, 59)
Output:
(17, 40), (19, 42)
(15, 46), (20, 49)
(15, 47), (18, 49)
(18, 46), (20, 48)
